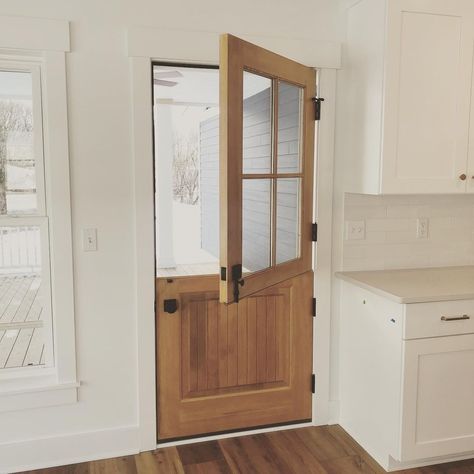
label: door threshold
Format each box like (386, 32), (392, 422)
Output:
(157, 419), (313, 448)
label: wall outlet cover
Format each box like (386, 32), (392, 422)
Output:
(345, 220), (366, 240)
(417, 217), (429, 239)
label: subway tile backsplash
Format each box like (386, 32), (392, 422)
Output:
(343, 194), (474, 271)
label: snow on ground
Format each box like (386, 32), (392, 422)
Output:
(156, 200), (217, 266)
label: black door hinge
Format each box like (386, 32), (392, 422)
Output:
(312, 222), (318, 242)
(311, 374), (316, 394)
(220, 267), (227, 281)
(312, 298), (316, 317)
(313, 97), (325, 121)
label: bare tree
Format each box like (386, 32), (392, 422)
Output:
(0, 100), (33, 214)
(173, 131), (199, 205)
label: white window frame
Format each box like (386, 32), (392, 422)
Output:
(0, 60), (54, 373)
(0, 16), (78, 411)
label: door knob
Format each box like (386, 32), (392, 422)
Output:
(460, 173), (467, 181)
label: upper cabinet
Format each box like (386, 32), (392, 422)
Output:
(340, 0), (474, 194)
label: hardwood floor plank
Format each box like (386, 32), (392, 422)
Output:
(89, 455), (137, 474)
(264, 430), (327, 474)
(292, 425), (356, 461)
(135, 449), (184, 474)
(219, 433), (294, 474)
(182, 459), (231, 474)
(320, 454), (378, 474)
(178, 441), (225, 466)
(326, 424), (386, 473)
(22, 463), (89, 474)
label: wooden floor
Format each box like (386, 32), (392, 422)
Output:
(0, 274), (45, 369)
(23, 425), (474, 473)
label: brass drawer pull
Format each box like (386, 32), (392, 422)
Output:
(441, 314), (470, 322)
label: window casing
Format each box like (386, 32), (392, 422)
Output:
(0, 21), (77, 410)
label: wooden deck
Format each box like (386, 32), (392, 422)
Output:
(0, 274), (45, 369)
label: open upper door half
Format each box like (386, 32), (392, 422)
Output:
(219, 34), (316, 304)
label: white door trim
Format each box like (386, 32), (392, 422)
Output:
(129, 28), (338, 450)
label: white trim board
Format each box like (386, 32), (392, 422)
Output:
(127, 27), (341, 69)
(0, 16), (70, 52)
(0, 425), (139, 474)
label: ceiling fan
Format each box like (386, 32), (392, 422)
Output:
(153, 70), (183, 87)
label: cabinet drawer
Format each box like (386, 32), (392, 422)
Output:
(404, 300), (474, 339)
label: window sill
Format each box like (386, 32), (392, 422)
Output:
(0, 369), (79, 412)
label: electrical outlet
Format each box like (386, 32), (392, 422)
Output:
(83, 228), (98, 251)
(345, 220), (366, 240)
(417, 218), (429, 239)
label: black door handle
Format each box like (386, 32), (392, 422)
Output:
(231, 264), (245, 303)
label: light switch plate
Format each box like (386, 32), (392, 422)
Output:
(345, 220), (366, 240)
(83, 228), (98, 251)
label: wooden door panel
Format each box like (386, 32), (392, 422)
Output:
(157, 271), (313, 440)
(181, 291), (290, 398)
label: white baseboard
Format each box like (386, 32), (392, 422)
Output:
(0, 425), (140, 474)
(388, 452), (474, 472)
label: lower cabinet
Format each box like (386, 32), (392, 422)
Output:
(401, 334), (474, 461)
(339, 282), (474, 471)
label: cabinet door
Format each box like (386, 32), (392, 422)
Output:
(400, 334), (474, 461)
(381, 0), (473, 194)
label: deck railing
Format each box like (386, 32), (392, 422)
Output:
(0, 226), (41, 273)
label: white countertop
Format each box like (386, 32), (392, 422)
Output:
(336, 266), (474, 303)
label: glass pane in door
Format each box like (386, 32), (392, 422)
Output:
(242, 72), (272, 174)
(276, 178), (301, 265)
(277, 81), (303, 174)
(242, 178), (271, 273)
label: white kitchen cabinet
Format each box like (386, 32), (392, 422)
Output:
(339, 281), (474, 471)
(340, 0), (474, 194)
(401, 334), (474, 461)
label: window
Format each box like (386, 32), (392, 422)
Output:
(0, 63), (53, 371)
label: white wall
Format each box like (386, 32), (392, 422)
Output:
(0, 1), (342, 471)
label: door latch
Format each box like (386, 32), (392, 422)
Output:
(231, 264), (245, 303)
(163, 299), (178, 314)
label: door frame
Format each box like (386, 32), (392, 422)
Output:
(128, 27), (340, 451)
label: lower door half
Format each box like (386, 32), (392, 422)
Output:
(156, 270), (313, 440)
